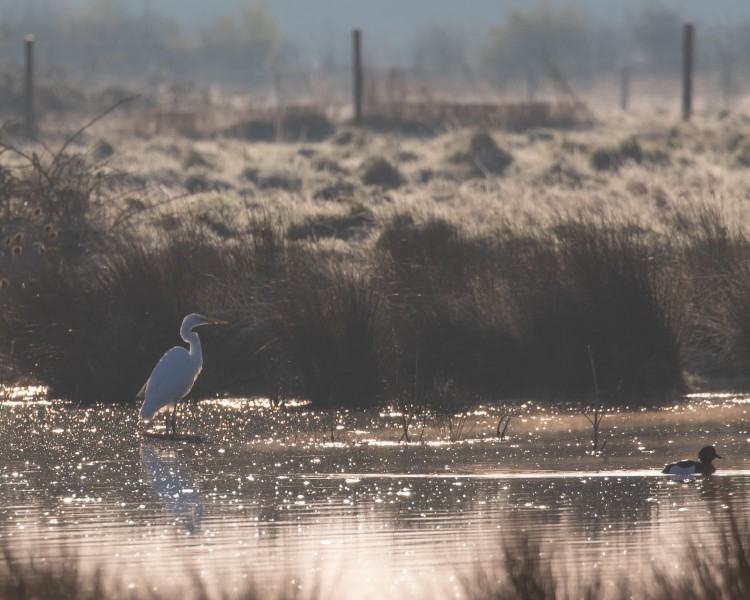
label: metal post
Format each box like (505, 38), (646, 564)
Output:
(352, 28), (363, 125)
(682, 23), (693, 121)
(24, 34), (35, 138)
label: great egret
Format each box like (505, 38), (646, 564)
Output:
(138, 313), (227, 436)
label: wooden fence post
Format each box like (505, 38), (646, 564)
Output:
(24, 34), (35, 138)
(682, 23), (693, 121)
(352, 28), (363, 125)
(620, 67), (630, 111)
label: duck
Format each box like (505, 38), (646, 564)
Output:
(662, 446), (723, 475)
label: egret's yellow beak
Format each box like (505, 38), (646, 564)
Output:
(207, 318), (229, 325)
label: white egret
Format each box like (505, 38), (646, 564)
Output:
(138, 313), (228, 436)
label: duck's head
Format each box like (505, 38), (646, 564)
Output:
(698, 446), (723, 463)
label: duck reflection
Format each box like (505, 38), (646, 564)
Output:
(140, 444), (204, 534)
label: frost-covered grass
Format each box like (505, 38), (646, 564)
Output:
(2, 105), (750, 407)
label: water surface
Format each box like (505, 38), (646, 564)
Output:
(1, 393), (750, 598)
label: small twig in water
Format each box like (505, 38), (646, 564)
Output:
(582, 344), (605, 452)
(496, 411), (512, 440)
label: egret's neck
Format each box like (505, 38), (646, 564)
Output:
(181, 327), (203, 369)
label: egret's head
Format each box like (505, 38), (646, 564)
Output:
(181, 313), (228, 333)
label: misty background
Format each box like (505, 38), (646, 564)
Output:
(0, 0), (748, 113)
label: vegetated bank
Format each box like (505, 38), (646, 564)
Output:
(1, 114), (750, 410)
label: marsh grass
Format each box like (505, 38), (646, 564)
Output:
(0, 546), (320, 600)
(6, 510), (750, 599)
(267, 262), (385, 408)
(4, 110), (750, 407)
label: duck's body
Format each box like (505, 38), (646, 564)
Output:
(662, 446), (723, 475)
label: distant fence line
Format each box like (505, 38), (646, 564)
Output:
(345, 22), (705, 124)
(16, 22), (732, 135)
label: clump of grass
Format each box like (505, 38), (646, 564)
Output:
(522, 219), (681, 395)
(280, 110), (335, 142)
(449, 129), (513, 177)
(676, 205), (750, 379)
(287, 204), (373, 241)
(647, 509), (750, 600)
(223, 109), (334, 142)
(223, 118), (276, 141)
(241, 166), (259, 182)
(312, 178), (356, 201)
(361, 156), (402, 189)
(257, 172), (303, 192)
(92, 138), (115, 161)
(733, 139), (750, 167)
(180, 147), (211, 170)
(269, 263), (385, 408)
(459, 537), (566, 600)
(331, 126), (365, 146)
(590, 136), (643, 171)
(184, 174), (211, 193)
(0, 548), (110, 600)
(312, 156), (348, 175)
(0, 544), (319, 600)
(377, 216), (525, 396)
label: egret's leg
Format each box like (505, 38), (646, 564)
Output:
(164, 410), (171, 434)
(171, 404), (178, 436)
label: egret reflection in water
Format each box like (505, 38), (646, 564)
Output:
(140, 444), (204, 534)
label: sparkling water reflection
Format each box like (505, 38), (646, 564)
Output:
(1, 395), (750, 598)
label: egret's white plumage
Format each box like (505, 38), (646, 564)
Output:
(138, 313), (227, 435)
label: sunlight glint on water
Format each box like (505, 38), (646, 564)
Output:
(1, 393), (750, 598)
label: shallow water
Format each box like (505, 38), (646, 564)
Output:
(2, 393), (750, 598)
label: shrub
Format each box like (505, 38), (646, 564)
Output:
(449, 130), (513, 177)
(590, 136), (643, 171)
(361, 156), (402, 189)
